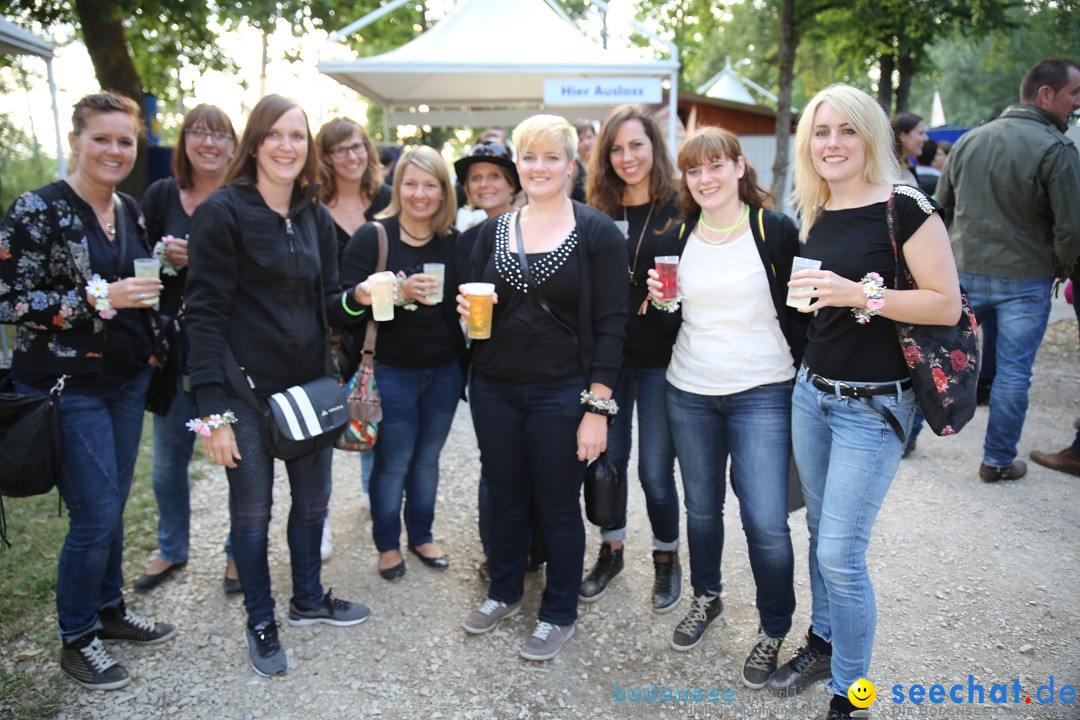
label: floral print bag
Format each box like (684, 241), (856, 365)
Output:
(886, 191), (980, 436)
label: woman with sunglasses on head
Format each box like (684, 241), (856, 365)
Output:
(134, 104), (241, 596)
(341, 145), (467, 581)
(767, 84), (959, 720)
(185, 95), (374, 678)
(579, 104), (682, 612)
(0, 92), (173, 691)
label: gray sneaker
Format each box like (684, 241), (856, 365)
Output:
(245, 620), (287, 677)
(742, 631), (784, 688)
(670, 590), (723, 651)
(463, 598), (521, 634)
(287, 589), (369, 627)
(520, 621), (575, 661)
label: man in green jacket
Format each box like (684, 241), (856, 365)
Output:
(937, 57), (1080, 483)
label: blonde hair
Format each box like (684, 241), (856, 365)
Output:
(375, 145), (457, 235)
(792, 84), (901, 240)
(512, 115), (576, 163)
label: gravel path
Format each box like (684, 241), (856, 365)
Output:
(45, 312), (1080, 719)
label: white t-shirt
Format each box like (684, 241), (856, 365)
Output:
(666, 226), (795, 396)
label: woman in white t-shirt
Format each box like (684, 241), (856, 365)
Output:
(644, 127), (808, 684)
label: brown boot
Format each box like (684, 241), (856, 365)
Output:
(1030, 447), (1080, 477)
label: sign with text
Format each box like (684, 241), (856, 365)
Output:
(543, 78), (663, 105)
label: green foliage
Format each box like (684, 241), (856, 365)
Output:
(632, 0), (724, 89)
(0, 116), (56, 213)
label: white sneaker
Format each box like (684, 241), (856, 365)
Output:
(320, 522), (333, 562)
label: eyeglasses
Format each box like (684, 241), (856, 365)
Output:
(329, 143), (367, 159)
(184, 128), (234, 142)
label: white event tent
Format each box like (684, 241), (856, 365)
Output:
(0, 17), (66, 177)
(318, 0), (680, 149)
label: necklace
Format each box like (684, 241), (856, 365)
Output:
(625, 201), (655, 283)
(696, 203), (748, 245)
(399, 221), (435, 244)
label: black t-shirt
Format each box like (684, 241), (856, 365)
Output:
(340, 215), (459, 369)
(472, 212), (582, 384)
(802, 189), (941, 382)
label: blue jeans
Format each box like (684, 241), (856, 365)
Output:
(151, 380), (232, 564)
(17, 368), (152, 644)
(791, 365), (916, 696)
(959, 272), (1052, 466)
(666, 380), (795, 638)
(471, 374), (586, 626)
(359, 448), (373, 493)
(370, 360), (464, 552)
(601, 366), (679, 547)
(226, 402), (330, 625)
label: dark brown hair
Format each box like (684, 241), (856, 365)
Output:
(586, 104), (676, 218)
(315, 117), (384, 204)
(224, 95), (317, 189)
(1020, 58), (1080, 103)
(173, 104), (235, 190)
(890, 112), (923, 167)
(71, 92), (143, 137)
(676, 126), (771, 217)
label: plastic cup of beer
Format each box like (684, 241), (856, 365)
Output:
(423, 263), (445, 303)
(369, 273), (396, 322)
(463, 282), (495, 340)
(133, 258), (161, 304)
(654, 256), (680, 302)
(786, 256), (823, 308)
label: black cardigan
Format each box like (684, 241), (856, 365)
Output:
(468, 201), (628, 389)
(648, 207), (810, 368)
(185, 182), (367, 416)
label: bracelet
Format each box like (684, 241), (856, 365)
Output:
(580, 390), (619, 417)
(852, 272), (886, 325)
(186, 410), (238, 436)
(86, 274), (117, 319)
(393, 271), (418, 311)
(153, 235), (181, 276)
(649, 296), (680, 313)
(342, 291), (366, 317)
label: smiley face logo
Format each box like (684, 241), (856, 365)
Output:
(848, 678), (876, 708)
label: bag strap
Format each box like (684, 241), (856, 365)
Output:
(111, 193), (129, 279)
(513, 210), (578, 346)
(885, 188), (916, 291)
(360, 222), (388, 371)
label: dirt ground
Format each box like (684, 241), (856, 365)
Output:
(17, 309), (1080, 720)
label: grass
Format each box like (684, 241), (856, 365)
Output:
(0, 415), (170, 718)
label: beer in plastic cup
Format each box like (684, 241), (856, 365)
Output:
(654, 256), (680, 302)
(786, 256), (823, 308)
(423, 263), (445, 303)
(463, 282), (495, 339)
(369, 274), (396, 322)
(133, 258), (161, 305)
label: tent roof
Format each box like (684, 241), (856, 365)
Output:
(0, 17), (54, 58)
(318, 0), (677, 108)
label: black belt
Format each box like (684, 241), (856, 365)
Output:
(809, 373), (910, 442)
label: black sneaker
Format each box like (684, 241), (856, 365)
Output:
(245, 620), (287, 677)
(827, 692), (870, 719)
(670, 589), (722, 651)
(97, 602), (176, 644)
(742, 630), (784, 688)
(651, 549), (682, 613)
(287, 588), (370, 627)
(767, 634), (832, 696)
(60, 633), (131, 691)
(579, 543), (624, 602)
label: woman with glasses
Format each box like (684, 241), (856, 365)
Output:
(134, 104), (240, 595)
(341, 146), (467, 581)
(579, 104), (683, 613)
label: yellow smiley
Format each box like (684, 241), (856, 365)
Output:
(848, 678), (877, 708)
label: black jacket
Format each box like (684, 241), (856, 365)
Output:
(647, 207), (810, 368)
(185, 182), (367, 416)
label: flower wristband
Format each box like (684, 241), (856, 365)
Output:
(580, 390), (619, 417)
(648, 296), (680, 313)
(852, 272), (886, 325)
(86, 274), (116, 319)
(153, 235), (182, 276)
(186, 410), (238, 436)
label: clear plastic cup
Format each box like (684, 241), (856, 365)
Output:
(463, 282), (495, 339)
(133, 258), (161, 305)
(423, 263), (445, 303)
(654, 256), (680, 302)
(786, 256), (823, 308)
(369, 274), (396, 322)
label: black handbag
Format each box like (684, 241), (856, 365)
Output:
(146, 312), (183, 416)
(583, 452), (625, 528)
(0, 371), (66, 551)
(886, 190), (979, 437)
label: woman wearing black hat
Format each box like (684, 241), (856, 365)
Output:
(453, 141), (521, 581)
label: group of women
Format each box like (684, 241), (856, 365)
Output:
(0, 81), (962, 720)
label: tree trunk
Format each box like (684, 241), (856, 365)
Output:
(771, 0), (796, 212)
(878, 52), (895, 114)
(895, 50), (914, 114)
(73, 0), (148, 197)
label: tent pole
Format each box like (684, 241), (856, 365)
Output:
(47, 56), (66, 178)
(383, 104), (391, 145)
(330, 0), (413, 42)
(668, 70), (678, 159)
